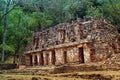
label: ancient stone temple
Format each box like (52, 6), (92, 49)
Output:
(19, 18), (119, 67)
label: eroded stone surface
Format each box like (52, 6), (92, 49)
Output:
(17, 18), (119, 67)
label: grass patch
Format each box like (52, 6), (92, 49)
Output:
(0, 71), (120, 80)
(0, 74), (82, 80)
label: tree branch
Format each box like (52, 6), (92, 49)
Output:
(0, 4), (16, 22)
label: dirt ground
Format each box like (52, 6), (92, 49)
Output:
(0, 71), (120, 80)
(0, 53), (120, 80)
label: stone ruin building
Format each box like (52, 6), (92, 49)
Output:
(16, 18), (120, 67)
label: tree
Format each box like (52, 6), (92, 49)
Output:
(1, 0), (11, 62)
(7, 8), (33, 63)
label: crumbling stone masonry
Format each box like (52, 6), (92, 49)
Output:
(19, 18), (120, 66)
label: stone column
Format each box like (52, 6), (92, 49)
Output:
(83, 43), (91, 63)
(37, 53), (40, 65)
(49, 51), (52, 65)
(43, 52), (46, 65)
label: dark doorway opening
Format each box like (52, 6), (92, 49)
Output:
(30, 55), (32, 66)
(52, 50), (56, 65)
(78, 47), (84, 63)
(40, 53), (44, 65)
(63, 51), (67, 64)
(34, 55), (38, 65)
(46, 54), (49, 65)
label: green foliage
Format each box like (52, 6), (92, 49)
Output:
(29, 12), (53, 29)
(0, 44), (14, 54)
(0, 44), (14, 60)
(101, 0), (120, 32)
(86, 5), (103, 18)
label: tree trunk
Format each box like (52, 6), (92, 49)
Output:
(1, 22), (7, 62)
(1, 0), (11, 62)
(13, 38), (21, 64)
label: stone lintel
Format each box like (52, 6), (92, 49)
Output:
(25, 39), (91, 54)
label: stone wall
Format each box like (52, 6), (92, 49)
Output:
(0, 64), (16, 70)
(25, 18), (118, 52)
(23, 18), (119, 66)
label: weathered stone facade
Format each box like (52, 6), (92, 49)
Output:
(23, 18), (119, 66)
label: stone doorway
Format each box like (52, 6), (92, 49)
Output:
(46, 54), (49, 65)
(30, 55), (32, 66)
(40, 53), (44, 65)
(51, 50), (56, 65)
(34, 55), (38, 65)
(63, 51), (67, 64)
(78, 47), (84, 63)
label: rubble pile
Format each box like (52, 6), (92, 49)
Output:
(101, 53), (120, 70)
